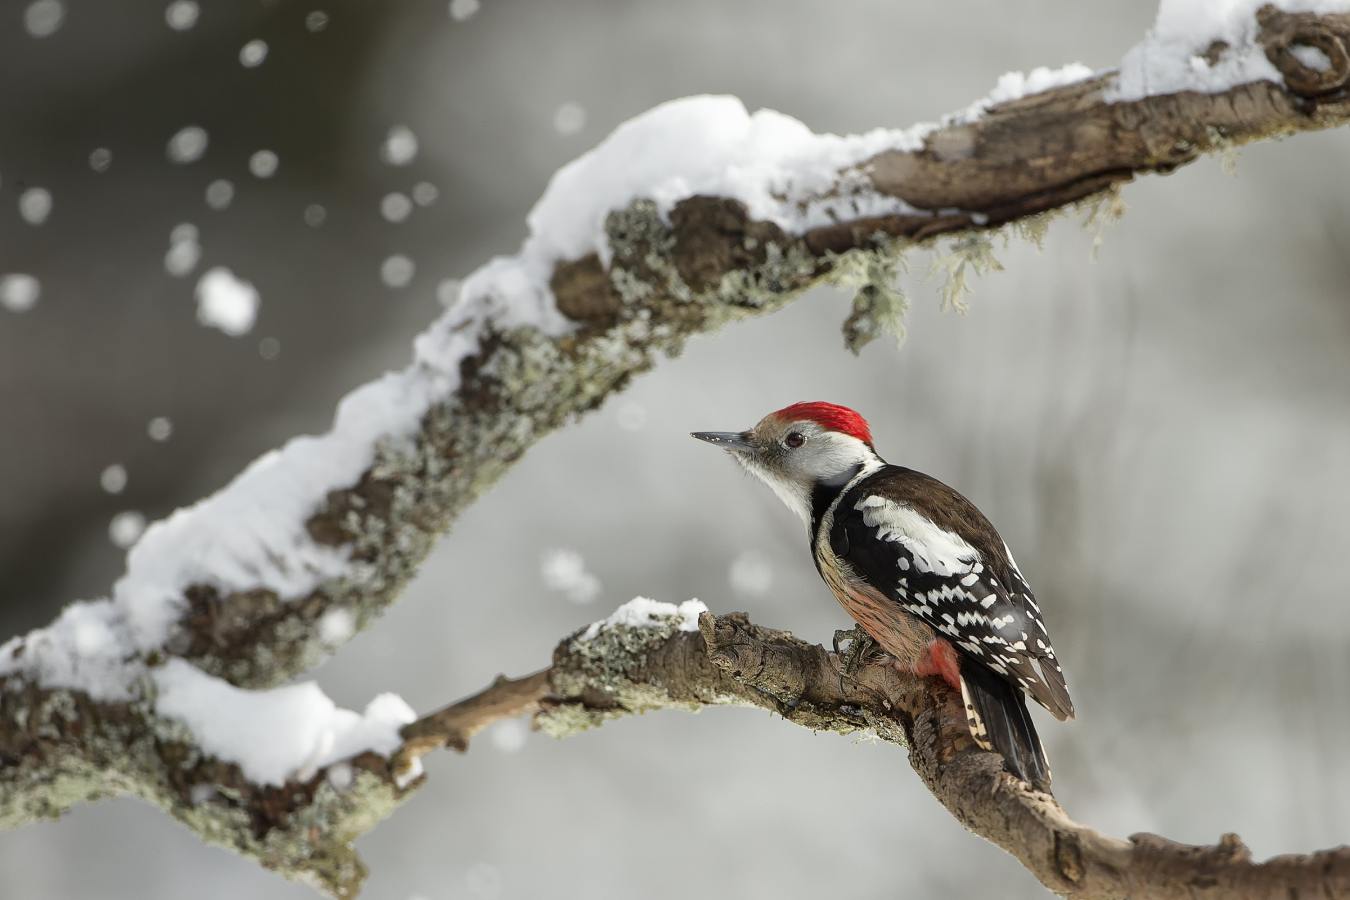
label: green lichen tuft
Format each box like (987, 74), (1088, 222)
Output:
(830, 246), (910, 353)
(1080, 184), (1127, 260)
(928, 233), (1004, 312)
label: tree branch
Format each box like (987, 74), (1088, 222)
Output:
(2, 4), (1350, 898)
(65, 4), (1350, 695)
(402, 609), (1350, 900)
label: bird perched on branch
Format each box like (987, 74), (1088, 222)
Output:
(693, 401), (1072, 791)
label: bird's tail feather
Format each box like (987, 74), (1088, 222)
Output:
(958, 663), (1052, 793)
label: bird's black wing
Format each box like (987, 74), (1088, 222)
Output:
(831, 466), (1073, 720)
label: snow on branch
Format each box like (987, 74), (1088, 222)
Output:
(1, 3), (1349, 897)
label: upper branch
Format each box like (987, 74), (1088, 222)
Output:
(4, 6), (1346, 699)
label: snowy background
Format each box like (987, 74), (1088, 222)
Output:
(3, 0), (1350, 898)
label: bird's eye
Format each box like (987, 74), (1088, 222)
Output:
(785, 431), (805, 449)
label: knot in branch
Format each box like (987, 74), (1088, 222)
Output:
(1259, 5), (1350, 97)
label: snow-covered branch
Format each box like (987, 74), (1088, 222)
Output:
(2, 2), (1349, 897)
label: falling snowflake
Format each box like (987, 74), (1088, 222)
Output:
(164, 223), (201, 277)
(553, 102), (586, 136)
(164, 0), (199, 31)
(380, 125), (418, 166)
(0, 274), (40, 313)
(100, 464), (128, 495)
(449, 0), (480, 22)
(729, 550), (773, 596)
(166, 126), (209, 164)
(24, 0), (64, 38)
(381, 255), (415, 288)
(488, 719), (528, 753)
(248, 150), (278, 178)
(540, 549), (602, 604)
(239, 39), (268, 67)
(109, 511), (147, 549)
(205, 179), (234, 210)
(381, 192), (413, 223)
(412, 182), (439, 206)
(147, 417), (173, 442)
(18, 188), (52, 225)
(258, 336), (281, 360)
(195, 267), (259, 336)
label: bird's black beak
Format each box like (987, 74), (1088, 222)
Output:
(691, 431), (756, 453)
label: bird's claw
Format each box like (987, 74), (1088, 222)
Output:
(832, 625), (882, 682)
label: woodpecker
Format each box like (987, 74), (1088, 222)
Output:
(693, 401), (1073, 790)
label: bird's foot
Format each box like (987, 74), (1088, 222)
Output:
(832, 626), (884, 681)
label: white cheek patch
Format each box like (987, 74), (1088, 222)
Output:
(735, 455), (812, 524)
(792, 432), (875, 482)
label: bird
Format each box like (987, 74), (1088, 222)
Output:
(692, 401), (1073, 791)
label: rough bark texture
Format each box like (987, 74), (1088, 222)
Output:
(2, 6), (1349, 898)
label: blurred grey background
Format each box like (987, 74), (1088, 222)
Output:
(2, 0), (1349, 898)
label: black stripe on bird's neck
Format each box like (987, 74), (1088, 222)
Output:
(808, 462), (865, 553)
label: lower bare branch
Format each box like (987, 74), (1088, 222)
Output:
(403, 610), (1350, 900)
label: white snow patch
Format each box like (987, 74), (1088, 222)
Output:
(0, 600), (133, 700)
(195, 267), (259, 336)
(326, 761), (353, 790)
(0, 274), (40, 312)
(1111, 0), (1350, 101)
(394, 757), (423, 789)
(318, 607), (355, 645)
(580, 598), (707, 641)
(1290, 43), (1333, 71)
(981, 63), (1095, 108)
(527, 95), (928, 267)
(381, 126), (419, 166)
(540, 549), (601, 605)
(167, 126), (208, 164)
(305, 10), (329, 32)
(19, 188), (52, 225)
(88, 147), (112, 172)
(153, 659), (415, 786)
